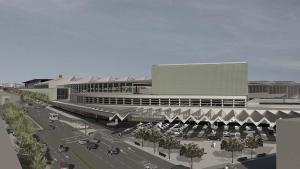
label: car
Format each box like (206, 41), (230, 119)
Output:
(143, 162), (158, 169)
(86, 142), (98, 150)
(171, 165), (190, 169)
(49, 124), (56, 130)
(256, 153), (267, 158)
(89, 138), (100, 144)
(108, 147), (120, 155)
(60, 162), (75, 169)
(237, 157), (248, 162)
(207, 135), (221, 141)
(32, 134), (40, 142)
(58, 145), (68, 153)
(78, 139), (89, 145)
(6, 128), (14, 135)
(44, 147), (53, 164)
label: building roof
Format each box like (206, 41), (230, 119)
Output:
(51, 100), (300, 126)
(34, 76), (151, 87)
(22, 78), (52, 84)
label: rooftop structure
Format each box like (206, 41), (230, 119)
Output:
(23, 79), (52, 89)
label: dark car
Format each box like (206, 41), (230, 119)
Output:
(58, 145), (69, 153)
(60, 162), (75, 169)
(87, 142), (98, 150)
(45, 147), (53, 164)
(171, 165), (190, 169)
(32, 134), (40, 142)
(49, 124), (56, 130)
(237, 157), (248, 162)
(207, 135), (221, 141)
(108, 147), (120, 155)
(256, 153), (267, 158)
(6, 128), (14, 134)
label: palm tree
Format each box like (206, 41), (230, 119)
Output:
(221, 138), (245, 163)
(245, 136), (263, 159)
(159, 134), (181, 160)
(147, 128), (162, 153)
(134, 128), (149, 148)
(180, 143), (205, 169)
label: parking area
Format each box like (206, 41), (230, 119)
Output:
(120, 121), (276, 143)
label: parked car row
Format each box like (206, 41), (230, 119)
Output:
(128, 122), (276, 141)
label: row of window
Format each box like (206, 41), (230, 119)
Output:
(74, 96), (246, 108)
(67, 83), (150, 94)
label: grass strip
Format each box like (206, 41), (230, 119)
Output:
(72, 151), (96, 169)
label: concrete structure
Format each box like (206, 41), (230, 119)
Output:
(277, 118), (300, 169)
(152, 62), (248, 96)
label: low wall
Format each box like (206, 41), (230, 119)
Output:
(21, 88), (57, 101)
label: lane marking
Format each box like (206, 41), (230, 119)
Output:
(127, 147), (135, 152)
(61, 134), (86, 140)
(25, 115), (44, 130)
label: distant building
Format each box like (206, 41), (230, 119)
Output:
(249, 81), (300, 99)
(2, 83), (24, 89)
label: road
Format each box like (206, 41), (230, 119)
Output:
(26, 102), (174, 169)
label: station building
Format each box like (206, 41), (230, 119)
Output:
(23, 62), (300, 126)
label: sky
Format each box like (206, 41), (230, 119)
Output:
(0, 0), (300, 83)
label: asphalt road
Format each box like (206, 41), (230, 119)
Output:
(26, 102), (174, 169)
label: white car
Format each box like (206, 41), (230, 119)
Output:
(77, 123), (88, 129)
(78, 139), (88, 145)
(49, 113), (59, 121)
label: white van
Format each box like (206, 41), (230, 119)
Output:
(49, 113), (59, 121)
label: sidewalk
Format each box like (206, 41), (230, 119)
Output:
(0, 118), (22, 169)
(125, 138), (276, 169)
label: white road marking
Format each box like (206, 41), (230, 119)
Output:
(25, 115), (43, 130)
(61, 134), (86, 140)
(127, 147), (135, 152)
(101, 142), (111, 148)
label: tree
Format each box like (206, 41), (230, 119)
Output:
(147, 128), (162, 153)
(134, 128), (149, 148)
(159, 134), (181, 160)
(180, 143), (205, 169)
(221, 138), (244, 163)
(2, 101), (47, 169)
(245, 136), (263, 159)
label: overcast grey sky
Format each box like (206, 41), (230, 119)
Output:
(0, 0), (300, 83)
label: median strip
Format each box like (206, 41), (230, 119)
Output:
(71, 151), (96, 169)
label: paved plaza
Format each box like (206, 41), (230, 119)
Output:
(126, 136), (276, 169)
